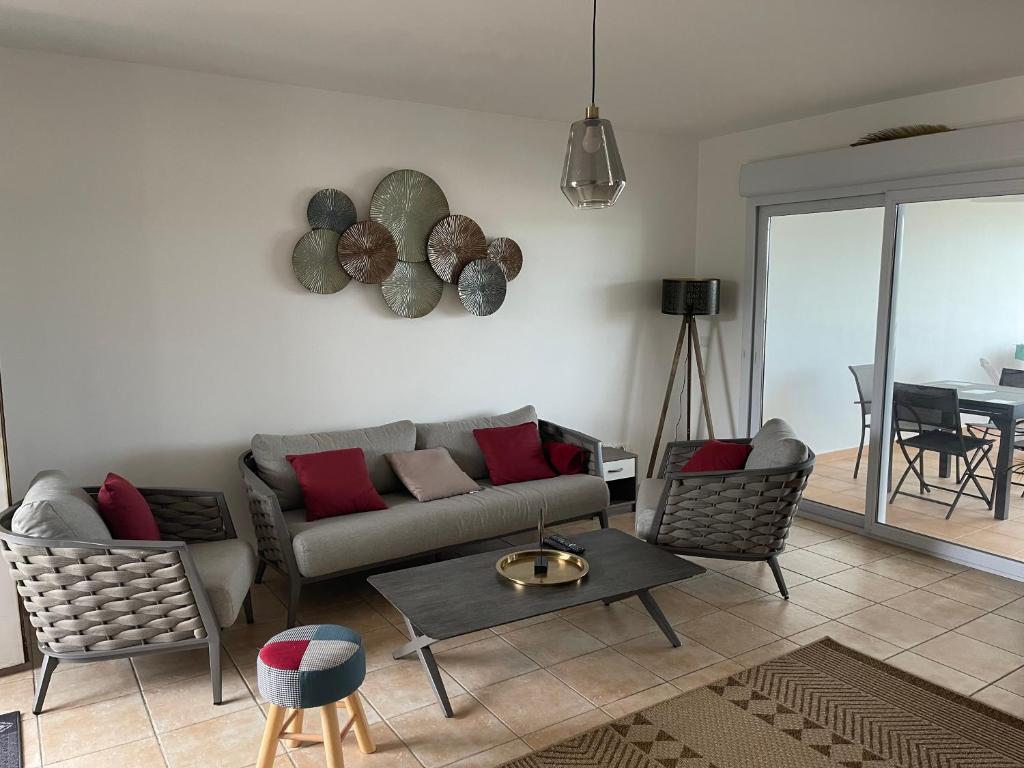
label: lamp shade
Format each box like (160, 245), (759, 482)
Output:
(662, 279), (720, 316)
(560, 114), (626, 209)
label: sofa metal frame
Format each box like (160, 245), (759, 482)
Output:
(0, 487), (252, 714)
(239, 420), (610, 628)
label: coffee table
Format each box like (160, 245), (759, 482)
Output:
(367, 528), (705, 717)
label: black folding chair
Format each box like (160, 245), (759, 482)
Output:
(966, 368), (1024, 495)
(890, 383), (994, 519)
(848, 364), (873, 479)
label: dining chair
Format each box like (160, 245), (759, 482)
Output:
(848, 364), (873, 479)
(965, 367), (1024, 495)
(890, 383), (994, 519)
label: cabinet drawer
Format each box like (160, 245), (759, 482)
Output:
(602, 458), (635, 481)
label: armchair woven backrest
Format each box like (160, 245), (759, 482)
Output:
(651, 439), (815, 558)
(240, 452), (291, 575)
(849, 364), (873, 416)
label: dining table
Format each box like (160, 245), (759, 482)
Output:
(925, 380), (1024, 520)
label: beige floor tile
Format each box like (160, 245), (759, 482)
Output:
(20, 716), (41, 768)
(0, 670), (38, 715)
(361, 660), (465, 719)
(957, 613), (1024, 655)
(994, 596), (1024, 623)
(776, 550), (851, 579)
(913, 632), (1024, 683)
(47, 736), (165, 768)
(791, 517), (855, 537)
(958, 569), (1024, 596)
(669, 660), (744, 691)
(288, 722), (420, 768)
(501, 618), (604, 667)
(247, 583), (289, 624)
(359, 623), (412, 673)
(145, 666), (254, 733)
(43, 659), (140, 711)
(805, 539), (893, 566)
(600, 683), (680, 720)
(39, 693), (152, 764)
(522, 708), (611, 750)
(614, 632), (724, 680)
(859, 556), (951, 587)
(549, 648), (663, 707)
(490, 615), (557, 635)
(677, 556), (745, 573)
(435, 636), (537, 691)
(784, 526), (840, 548)
(474, 669), (593, 735)
(725, 561), (810, 594)
(133, 648), (213, 689)
(884, 652), (987, 696)
(727, 595), (829, 636)
(993, 666), (1024, 697)
(787, 622), (901, 660)
(729, 639), (800, 668)
(838, 604), (945, 649)
(441, 739), (533, 768)
(882, 589), (986, 629)
(672, 572), (766, 608)
(564, 603), (659, 645)
(972, 685), (1024, 718)
(161, 706), (279, 768)
(626, 586), (718, 625)
(298, 600), (392, 634)
(820, 568), (915, 602)
(925, 573), (1019, 611)
(431, 629), (496, 654)
(894, 551), (967, 574)
(676, 611), (780, 658)
(388, 694), (515, 768)
(784, 581), (873, 619)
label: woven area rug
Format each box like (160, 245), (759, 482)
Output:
(501, 638), (1024, 768)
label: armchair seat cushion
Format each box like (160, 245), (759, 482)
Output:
(635, 479), (667, 541)
(189, 539), (257, 627)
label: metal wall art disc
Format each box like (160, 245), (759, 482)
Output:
(369, 170), (449, 263)
(292, 229), (349, 294)
(486, 237), (523, 281)
(427, 214), (487, 283)
(307, 188), (357, 233)
(337, 220), (398, 284)
(381, 261), (444, 318)
(458, 259), (507, 316)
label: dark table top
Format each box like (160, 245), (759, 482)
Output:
(925, 380), (1024, 410)
(367, 529), (704, 640)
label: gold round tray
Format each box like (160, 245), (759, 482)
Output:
(496, 549), (590, 587)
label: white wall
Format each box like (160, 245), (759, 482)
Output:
(695, 75), (1024, 437)
(0, 47), (698, 545)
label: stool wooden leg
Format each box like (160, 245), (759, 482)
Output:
(282, 707), (304, 749)
(257, 704), (286, 768)
(342, 693), (376, 754)
(320, 703), (345, 768)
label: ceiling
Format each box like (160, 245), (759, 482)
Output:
(3, 0), (1024, 137)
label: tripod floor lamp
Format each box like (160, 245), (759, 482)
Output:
(647, 278), (720, 478)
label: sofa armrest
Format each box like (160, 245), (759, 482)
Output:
(539, 419), (604, 477)
(238, 451), (297, 578)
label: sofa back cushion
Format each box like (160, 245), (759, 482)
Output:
(745, 418), (809, 470)
(386, 448), (482, 501)
(415, 405), (537, 480)
(12, 470), (111, 541)
(252, 420), (416, 509)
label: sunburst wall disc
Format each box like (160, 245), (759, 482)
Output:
(337, 220), (398, 284)
(381, 261), (444, 318)
(458, 259), (507, 316)
(427, 214), (487, 283)
(369, 170), (449, 263)
(486, 237), (523, 281)
(306, 188), (357, 233)
(292, 229), (349, 294)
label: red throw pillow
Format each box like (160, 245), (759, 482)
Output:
(474, 422), (557, 485)
(544, 441), (586, 475)
(287, 448), (387, 521)
(680, 440), (753, 473)
(97, 472), (161, 540)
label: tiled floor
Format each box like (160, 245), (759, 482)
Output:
(808, 443), (1024, 561)
(6, 511), (1024, 767)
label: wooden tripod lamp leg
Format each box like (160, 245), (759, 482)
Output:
(648, 318), (688, 478)
(689, 317), (715, 440)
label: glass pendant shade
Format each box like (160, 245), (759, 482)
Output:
(560, 109), (626, 209)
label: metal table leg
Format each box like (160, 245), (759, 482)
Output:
(398, 617), (453, 718)
(637, 589), (681, 647)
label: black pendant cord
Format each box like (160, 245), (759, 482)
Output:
(591, 0), (597, 105)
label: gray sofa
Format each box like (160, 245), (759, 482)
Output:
(239, 405), (611, 626)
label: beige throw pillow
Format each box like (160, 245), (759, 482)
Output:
(386, 447), (482, 502)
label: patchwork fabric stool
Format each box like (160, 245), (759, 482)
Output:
(256, 624), (375, 768)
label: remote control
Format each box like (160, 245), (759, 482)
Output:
(544, 534), (585, 554)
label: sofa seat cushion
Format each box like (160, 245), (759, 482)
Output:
(252, 420), (416, 509)
(189, 538), (257, 628)
(635, 478), (667, 541)
(415, 405), (537, 480)
(13, 470), (111, 541)
(285, 473), (610, 578)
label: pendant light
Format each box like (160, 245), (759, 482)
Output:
(560, 0), (626, 209)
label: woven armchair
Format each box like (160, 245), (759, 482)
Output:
(637, 439), (815, 598)
(0, 487), (254, 714)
